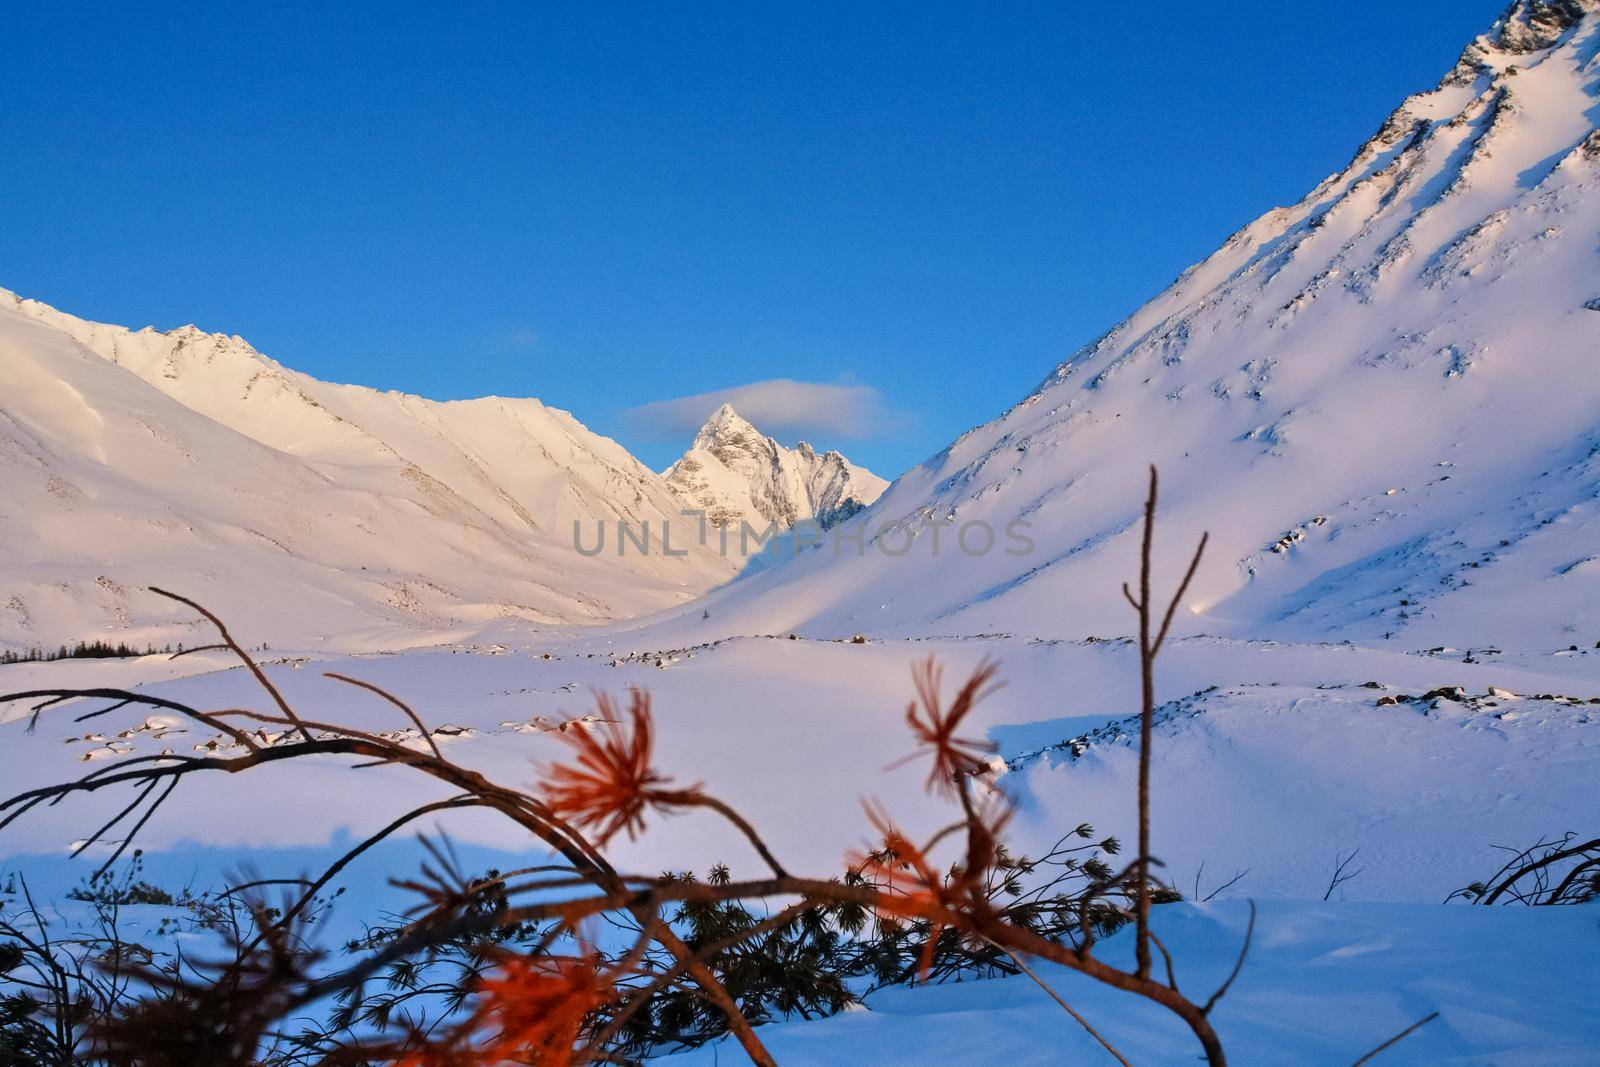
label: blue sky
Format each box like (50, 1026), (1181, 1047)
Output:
(4, 1), (1503, 475)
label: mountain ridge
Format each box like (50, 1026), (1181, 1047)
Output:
(0, 287), (736, 649)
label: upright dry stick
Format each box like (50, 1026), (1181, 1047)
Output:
(1122, 465), (1208, 980)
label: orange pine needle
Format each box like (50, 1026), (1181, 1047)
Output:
(541, 690), (703, 844)
(891, 657), (1003, 797)
(851, 797), (1015, 979)
(400, 951), (612, 1066)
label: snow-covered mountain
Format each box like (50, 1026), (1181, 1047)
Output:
(0, 288), (736, 650)
(9, 0), (1598, 659)
(662, 403), (888, 531)
(4, 14), (1600, 1060)
(663, 0), (1600, 651)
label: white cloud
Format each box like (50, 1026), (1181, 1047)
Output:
(493, 327), (540, 350)
(625, 378), (901, 442)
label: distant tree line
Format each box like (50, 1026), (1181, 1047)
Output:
(0, 640), (186, 665)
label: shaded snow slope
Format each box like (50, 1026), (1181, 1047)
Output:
(661, 900), (1600, 1065)
(658, 2), (1600, 652)
(0, 289), (735, 650)
(662, 403), (887, 531)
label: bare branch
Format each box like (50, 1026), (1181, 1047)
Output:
(1323, 849), (1364, 902)
(1152, 532), (1209, 657)
(93, 777), (181, 880)
(1126, 465), (1210, 986)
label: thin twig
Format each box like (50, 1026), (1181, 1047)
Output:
(1202, 867), (1250, 903)
(689, 794), (789, 878)
(70, 777), (162, 859)
(1351, 1011), (1440, 1065)
(1201, 900), (1254, 1015)
(149, 586), (313, 741)
(324, 671), (443, 760)
(987, 939), (1133, 1067)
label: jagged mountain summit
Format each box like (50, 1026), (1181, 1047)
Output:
(0, 288), (736, 650)
(664, 0), (1600, 650)
(662, 403), (888, 531)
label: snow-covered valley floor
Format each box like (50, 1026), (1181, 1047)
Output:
(1, 627), (1594, 1062)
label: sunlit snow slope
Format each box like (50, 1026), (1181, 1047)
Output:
(0, 289), (735, 650)
(683, 1), (1600, 651)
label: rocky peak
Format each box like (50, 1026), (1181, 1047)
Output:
(663, 405), (889, 534)
(692, 402), (760, 449)
(1488, 0), (1592, 54)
